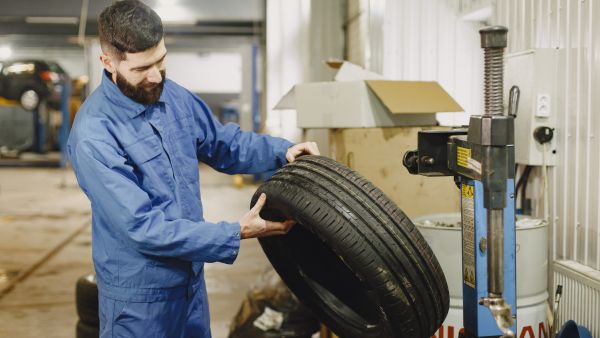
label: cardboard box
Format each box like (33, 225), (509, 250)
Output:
(331, 127), (460, 218)
(275, 62), (463, 128)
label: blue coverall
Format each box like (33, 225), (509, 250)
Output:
(68, 70), (293, 337)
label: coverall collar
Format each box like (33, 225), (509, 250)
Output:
(101, 70), (167, 119)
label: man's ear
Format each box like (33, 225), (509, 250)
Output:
(100, 54), (116, 74)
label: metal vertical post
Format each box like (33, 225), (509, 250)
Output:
(59, 80), (71, 167)
(476, 26), (515, 338)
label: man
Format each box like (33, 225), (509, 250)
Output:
(67, 1), (319, 337)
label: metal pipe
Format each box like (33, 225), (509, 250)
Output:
(487, 208), (504, 296)
(77, 0), (89, 46)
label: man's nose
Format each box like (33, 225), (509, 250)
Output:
(146, 66), (162, 83)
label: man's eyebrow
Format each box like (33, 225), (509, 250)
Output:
(131, 52), (167, 71)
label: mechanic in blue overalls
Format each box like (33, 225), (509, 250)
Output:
(68, 1), (320, 337)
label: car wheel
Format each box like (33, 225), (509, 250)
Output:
(20, 89), (40, 111)
(76, 274), (99, 326)
(252, 155), (449, 338)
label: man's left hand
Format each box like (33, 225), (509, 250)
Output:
(286, 142), (320, 163)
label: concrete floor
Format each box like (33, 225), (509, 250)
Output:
(0, 165), (273, 338)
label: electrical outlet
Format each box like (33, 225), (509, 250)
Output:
(536, 94), (551, 117)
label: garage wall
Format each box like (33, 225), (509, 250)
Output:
(265, 0), (309, 142)
(495, 2), (600, 332)
(345, 0), (369, 68)
(165, 52), (242, 94)
(493, 0), (600, 272)
(265, 0), (344, 144)
(84, 41), (103, 94)
(363, 0), (484, 126)
(380, 0), (483, 105)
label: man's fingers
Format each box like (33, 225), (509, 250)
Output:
(260, 230), (288, 237)
(266, 219), (296, 232)
(267, 220), (296, 231)
(283, 219), (296, 228)
(251, 193), (267, 213)
(287, 142), (320, 163)
(308, 142), (320, 155)
(286, 151), (295, 163)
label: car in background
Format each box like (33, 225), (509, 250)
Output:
(0, 59), (69, 111)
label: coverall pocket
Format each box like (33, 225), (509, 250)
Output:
(112, 300), (128, 323)
(172, 128), (196, 161)
(98, 297), (127, 338)
(112, 301), (137, 338)
(125, 135), (163, 165)
(124, 134), (176, 197)
(142, 259), (189, 288)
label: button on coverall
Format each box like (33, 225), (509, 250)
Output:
(68, 71), (293, 337)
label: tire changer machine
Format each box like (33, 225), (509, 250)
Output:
(404, 26), (520, 338)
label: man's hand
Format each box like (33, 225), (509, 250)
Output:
(286, 142), (320, 163)
(240, 193), (295, 239)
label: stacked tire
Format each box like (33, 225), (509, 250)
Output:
(75, 274), (99, 338)
(252, 155), (450, 338)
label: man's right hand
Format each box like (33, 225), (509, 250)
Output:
(239, 193), (295, 239)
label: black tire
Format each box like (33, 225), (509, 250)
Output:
(76, 274), (99, 326)
(76, 320), (99, 338)
(252, 155), (449, 338)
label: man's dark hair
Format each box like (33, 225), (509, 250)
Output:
(98, 0), (164, 60)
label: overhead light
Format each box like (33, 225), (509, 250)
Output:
(25, 16), (79, 25)
(0, 46), (12, 60)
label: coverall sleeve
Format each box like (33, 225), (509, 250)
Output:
(71, 138), (240, 264)
(190, 95), (294, 174)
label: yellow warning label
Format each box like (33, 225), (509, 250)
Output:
(457, 146), (471, 168)
(462, 183), (476, 288)
(461, 184), (474, 198)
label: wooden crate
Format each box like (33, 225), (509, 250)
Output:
(330, 127), (460, 219)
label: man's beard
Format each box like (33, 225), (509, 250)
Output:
(116, 70), (166, 105)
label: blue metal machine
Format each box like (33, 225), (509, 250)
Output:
(460, 180), (516, 337)
(404, 26), (519, 338)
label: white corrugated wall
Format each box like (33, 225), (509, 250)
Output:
(493, 0), (600, 330)
(493, 0), (600, 271)
(378, 0), (485, 125)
